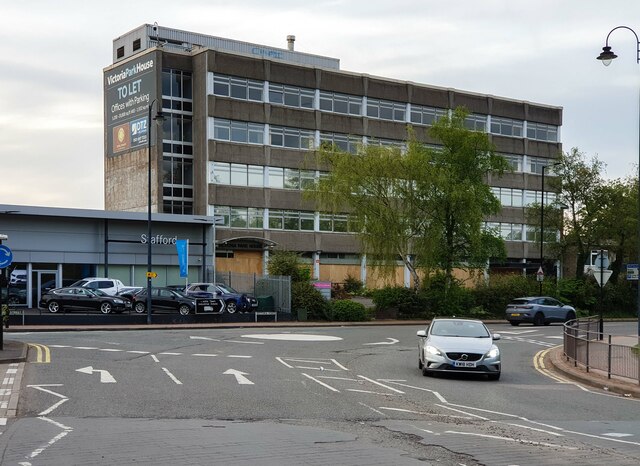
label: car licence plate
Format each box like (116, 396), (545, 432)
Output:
(204, 306), (213, 312)
(510, 313), (521, 317)
(454, 361), (476, 368)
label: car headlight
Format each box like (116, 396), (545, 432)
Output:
(425, 345), (442, 356)
(486, 347), (500, 358)
(113, 299), (123, 304)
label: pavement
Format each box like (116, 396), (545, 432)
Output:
(1, 320), (639, 399)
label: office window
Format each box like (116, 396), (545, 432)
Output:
(410, 105), (447, 125)
(269, 83), (314, 109)
(284, 210), (300, 230)
(248, 208), (264, 229)
(210, 162), (230, 184)
(320, 133), (360, 154)
(464, 114), (487, 132)
(269, 167), (284, 189)
(301, 170), (317, 190)
(117, 46), (125, 59)
(212, 74), (263, 102)
(248, 165), (263, 187)
(490, 117), (523, 137)
(268, 209), (284, 229)
(300, 212), (315, 231)
(319, 91), (362, 115)
(270, 126), (313, 150)
(367, 98), (406, 121)
(132, 39), (141, 51)
(230, 207), (248, 228)
(284, 168), (300, 189)
(319, 213), (333, 232)
(211, 119), (264, 145)
(529, 158), (548, 175)
(503, 154), (522, 172)
(527, 122), (558, 142)
(230, 164), (247, 186)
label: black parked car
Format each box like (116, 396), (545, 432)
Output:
(39, 287), (132, 314)
(132, 287), (197, 316)
(184, 283), (258, 313)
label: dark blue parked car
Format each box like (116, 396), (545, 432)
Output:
(184, 283), (258, 314)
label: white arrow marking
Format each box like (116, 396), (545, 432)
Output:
(363, 338), (399, 346)
(76, 366), (116, 383)
(223, 369), (254, 385)
(190, 336), (221, 341)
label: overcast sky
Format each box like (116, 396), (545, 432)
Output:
(1, 1), (640, 209)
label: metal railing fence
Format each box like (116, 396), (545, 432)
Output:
(563, 316), (639, 384)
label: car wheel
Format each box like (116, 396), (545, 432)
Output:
(487, 372), (501, 381)
(178, 304), (190, 316)
(565, 311), (576, 322)
(8, 296), (19, 305)
(418, 358), (423, 369)
(422, 366), (432, 377)
(509, 321), (520, 326)
(226, 300), (237, 314)
(134, 302), (146, 314)
(533, 312), (545, 326)
(47, 301), (61, 313)
(100, 302), (113, 314)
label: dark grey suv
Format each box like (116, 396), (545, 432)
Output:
(506, 296), (576, 326)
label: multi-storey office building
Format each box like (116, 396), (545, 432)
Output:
(104, 24), (562, 285)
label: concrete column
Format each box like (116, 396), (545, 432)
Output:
(360, 254), (367, 286)
(403, 255), (412, 288)
(263, 248), (270, 276)
(314, 251), (321, 280)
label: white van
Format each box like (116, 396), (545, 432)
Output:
(70, 277), (126, 296)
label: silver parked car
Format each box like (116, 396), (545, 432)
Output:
(505, 296), (576, 326)
(417, 318), (501, 380)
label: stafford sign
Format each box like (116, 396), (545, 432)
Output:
(140, 234), (178, 245)
(104, 51), (158, 157)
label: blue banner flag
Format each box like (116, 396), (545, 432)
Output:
(176, 239), (189, 278)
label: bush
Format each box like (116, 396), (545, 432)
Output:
(291, 281), (330, 320)
(267, 251), (311, 282)
(422, 273), (474, 317)
(371, 286), (428, 319)
(343, 274), (364, 294)
(330, 300), (369, 321)
(472, 274), (537, 317)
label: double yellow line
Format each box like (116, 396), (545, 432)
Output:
(28, 343), (51, 363)
(533, 346), (567, 383)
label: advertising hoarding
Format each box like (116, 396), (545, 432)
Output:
(104, 51), (158, 157)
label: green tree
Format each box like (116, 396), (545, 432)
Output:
(266, 250), (310, 282)
(311, 107), (508, 290)
(547, 148), (606, 278)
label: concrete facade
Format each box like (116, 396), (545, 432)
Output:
(104, 24), (563, 283)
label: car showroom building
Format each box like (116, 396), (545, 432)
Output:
(0, 205), (215, 308)
(104, 24), (563, 286)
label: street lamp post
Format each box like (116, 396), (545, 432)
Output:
(147, 99), (164, 325)
(539, 162), (561, 295)
(597, 26), (640, 337)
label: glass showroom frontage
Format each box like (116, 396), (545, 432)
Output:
(0, 205), (215, 308)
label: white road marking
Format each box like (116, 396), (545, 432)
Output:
(26, 416), (73, 461)
(241, 334), (342, 342)
(495, 421), (565, 437)
(150, 355), (160, 363)
(76, 366), (116, 383)
(382, 381), (447, 403)
(190, 336), (221, 341)
(98, 348), (123, 352)
(27, 385), (66, 398)
(3, 377), (15, 385)
(6, 368), (17, 374)
(275, 357), (294, 368)
(226, 340), (264, 345)
(193, 353), (218, 357)
(48, 345), (70, 348)
(331, 359), (349, 371)
(378, 407), (472, 419)
(223, 369), (254, 385)
(38, 398), (68, 416)
(316, 376), (359, 382)
(546, 336), (564, 339)
(0, 418), (6, 425)
(0, 389), (10, 396)
(162, 368), (183, 385)
(444, 430), (578, 450)
(159, 352), (182, 355)
(301, 372), (339, 392)
(74, 346), (97, 350)
(295, 366), (342, 371)
(498, 330), (540, 335)
(435, 403), (489, 420)
(363, 338), (400, 346)
(357, 375), (404, 394)
(227, 355), (252, 358)
(127, 350), (150, 354)
(358, 402), (386, 416)
(346, 389), (398, 396)
(408, 424), (439, 435)
(603, 432), (633, 438)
